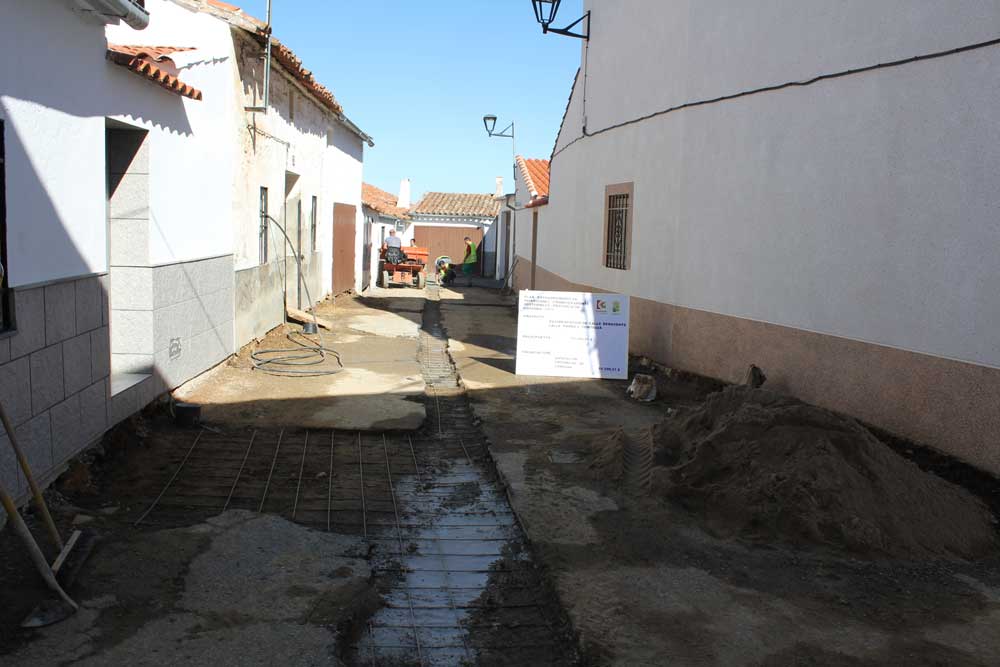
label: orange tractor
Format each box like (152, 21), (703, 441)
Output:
(379, 245), (429, 289)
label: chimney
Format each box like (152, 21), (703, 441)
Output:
(494, 176), (504, 199)
(397, 178), (411, 209)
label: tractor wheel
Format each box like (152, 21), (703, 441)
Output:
(417, 271), (427, 289)
(381, 270), (391, 288)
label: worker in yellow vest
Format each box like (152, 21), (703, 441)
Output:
(461, 237), (477, 284)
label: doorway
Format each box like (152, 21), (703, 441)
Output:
(332, 203), (356, 294)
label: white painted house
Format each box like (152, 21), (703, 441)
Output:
(524, 0), (1000, 474)
(0, 0), (372, 507)
(109, 0), (373, 345)
(362, 180), (412, 291)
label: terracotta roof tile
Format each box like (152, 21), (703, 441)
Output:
(195, 1), (342, 115)
(362, 183), (410, 220)
(107, 44), (204, 100)
(270, 38), (343, 115)
(516, 156), (550, 200)
(412, 192), (501, 218)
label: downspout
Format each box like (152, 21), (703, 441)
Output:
(244, 0), (273, 113)
(530, 209), (538, 291)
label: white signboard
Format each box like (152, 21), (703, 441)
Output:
(516, 290), (630, 379)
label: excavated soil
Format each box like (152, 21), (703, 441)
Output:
(644, 386), (998, 559)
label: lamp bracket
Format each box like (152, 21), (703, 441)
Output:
(544, 10), (590, 40)
(488, 121), (515, 139)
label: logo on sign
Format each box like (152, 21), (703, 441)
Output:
(595, 299), (607, 312)
(612, 301), (622, 314)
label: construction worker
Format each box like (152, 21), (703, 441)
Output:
(461, 236), (477, 283)
(436, 256), (456, 286)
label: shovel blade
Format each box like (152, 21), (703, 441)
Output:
(21, 599), (77, 628)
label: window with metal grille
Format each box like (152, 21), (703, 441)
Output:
(310, 195), (318, 252)
(0, 120), (11, 332)
(603, 183), (633, 270)
(259, 186), (269, 264)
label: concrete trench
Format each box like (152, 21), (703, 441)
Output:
(121, 285), (578, 666)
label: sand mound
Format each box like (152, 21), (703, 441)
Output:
(651, 386), (997, 559)
(590, 428), (626, 482)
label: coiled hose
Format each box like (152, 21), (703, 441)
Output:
(251, 214), (344, 377)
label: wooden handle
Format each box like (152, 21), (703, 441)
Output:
(0, 399), (63, 550)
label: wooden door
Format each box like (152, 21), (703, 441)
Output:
(414, 226), (484, 274)
(332, 203), (356, 294)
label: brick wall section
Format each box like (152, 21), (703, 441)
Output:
(0, 275), (111, 503)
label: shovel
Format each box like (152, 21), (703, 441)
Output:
(1, 397), (96, 627)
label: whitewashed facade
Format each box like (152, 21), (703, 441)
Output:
(0, 0), (371, 507)
(527, 0), (1000, 474)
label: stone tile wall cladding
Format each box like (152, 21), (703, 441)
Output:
(151, 255), (235, 389)
(0, 276), (111, 504)
(108, 128), (152, 377)
(236, 251), (321, 345)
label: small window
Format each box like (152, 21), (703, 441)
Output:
(603, 182), (633, 270)
(0, 119), (11, 332)
(310, 196), (318, 252)
(259, 186), (269, 264)
(289, 92), (295, 122)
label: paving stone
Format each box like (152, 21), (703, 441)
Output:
(0, 336), (9, 365)
(0, 356), (32, 426)
(91, 327), (111, 382)
(0, 431), (22, 497)
(112, 353), (154, 376)
(109, 173), (149, 220)
(50, 393), (83, 465)
(109, 384), (138, 427)
(110, 267), (153, 310)
(109, 219), (149, 266)
(63, 332), (92, 396)
(16, 412), (52, 483)
(44, 281), (77, 346)
(75, 277), (103, 333)
(9, 287), (45, 358)
(99, 275), (110, 327)
(80, 379), (108, 441)
(30, 344), (65, 414)
(111, 310), (153, 355)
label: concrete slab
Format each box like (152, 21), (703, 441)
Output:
(343, 311), (421, 338)
(5, 512), (370, 666)
(174, 297), (427, 431)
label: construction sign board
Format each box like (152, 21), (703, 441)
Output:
(515, 290), (630, 379)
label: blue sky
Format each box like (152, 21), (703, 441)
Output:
(236, 0), (584, 201)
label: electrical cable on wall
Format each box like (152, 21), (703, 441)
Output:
(553, 34), (1000, 160)
(251, 214), (344, 376)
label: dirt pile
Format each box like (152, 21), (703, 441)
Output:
(589, 428), (626, 482)
(650, 386), (998, 559)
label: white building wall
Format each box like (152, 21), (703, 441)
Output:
(106, 0), (236, 265)
(544, 0), (1000, 372)
(0, 1), (111, 287)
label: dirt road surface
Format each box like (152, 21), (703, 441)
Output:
(442, 287), (1000, 666)
(4, 283), (1000, 665)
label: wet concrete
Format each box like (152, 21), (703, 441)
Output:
(174, 297), (427, 431)
(346, 285), (576, 665)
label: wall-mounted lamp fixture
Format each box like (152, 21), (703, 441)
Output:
(531, 0), (590, 40)
(482, 114), (516, 201)
(483, 115), (513, 140)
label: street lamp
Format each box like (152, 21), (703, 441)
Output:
(531, 0), (590, 40)
(482, 114), (516, 196)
